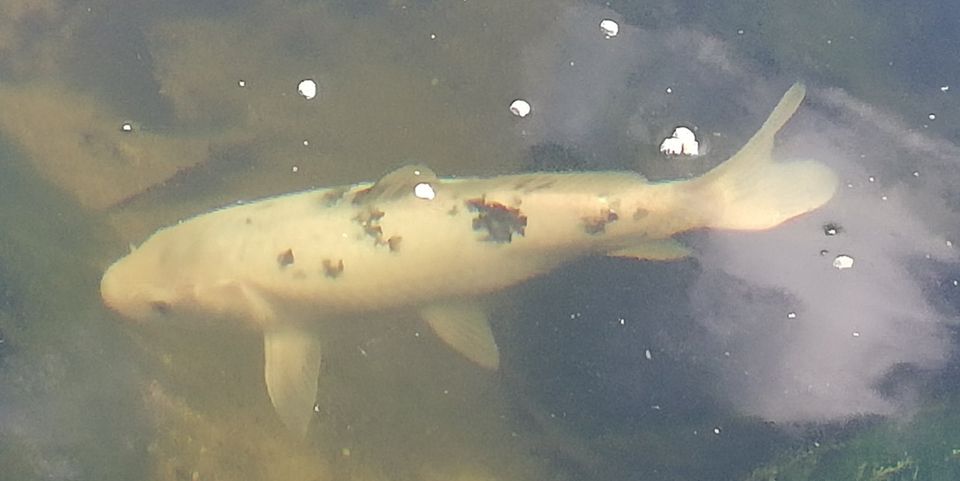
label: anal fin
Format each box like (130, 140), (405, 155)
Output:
(263, 326), (322, 437)
(421, 302), (500, 370)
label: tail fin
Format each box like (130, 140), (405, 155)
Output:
(699, 83), (838, 230)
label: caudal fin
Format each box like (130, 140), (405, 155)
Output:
(700, 83), (838, 230)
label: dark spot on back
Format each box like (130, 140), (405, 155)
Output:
(387, 236), (402, 252)
(245, 217), (253, 225)
(582, 208), (619, 235)
(354, 208), (387, 245)
(322, 259), (344, 278)
(321, 188), (349, 207)
(633, 207), (650, 220)
(365, 224), (383, 238)
(151, 301), (172, 315)
(466, 197), (527, 243)
(277, 249), (295, 268)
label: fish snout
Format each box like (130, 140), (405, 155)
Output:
(100, 263), (131, 318)
(100, 262), (156, 322)
(101, 260), (190, 323)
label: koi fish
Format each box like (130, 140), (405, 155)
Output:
(101, 83), (836, 436)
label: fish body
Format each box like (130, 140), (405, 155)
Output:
(100, 83), (837, 435)
(106, 170), (692, 320)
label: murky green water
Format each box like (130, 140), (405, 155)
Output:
(2, 1), (960, 480)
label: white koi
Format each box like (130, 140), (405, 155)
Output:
(101, 83), (837, 436)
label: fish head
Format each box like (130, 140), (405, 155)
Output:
(100, 249), (194, 324)
(99, 227), (207, 325)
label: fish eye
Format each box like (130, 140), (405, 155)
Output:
(150, 300), (172, 315)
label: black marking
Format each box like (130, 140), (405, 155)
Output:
(466, 197), (527, 243)
(365, 225), (383, 239)
(150, 301), (172, 315)
(823, 223), (842, 236)
(322, 259), (344, 278)
(321, 188), (349, 207)
(245, 217), (253, 225)
(633, 207), (650, 221)
(277, 249), (295, 268)
(387, 236), (402, 252)
(353, 208), (387, 245)
(583, 208), (619, 235)
(447, 205), (459, 216)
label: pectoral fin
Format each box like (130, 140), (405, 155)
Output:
(607, 239), (692, 260)
(263, 326), (322, 437)
(421, 302), (500, 370)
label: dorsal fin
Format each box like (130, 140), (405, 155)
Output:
(352, 165), (438, 204)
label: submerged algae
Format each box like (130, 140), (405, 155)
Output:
(745, 401), (960, 481)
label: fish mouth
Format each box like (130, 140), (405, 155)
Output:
(99, 263), (124, 314)
(100, 260), (142, 320)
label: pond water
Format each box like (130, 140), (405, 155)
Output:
(1, 1), (960, 480)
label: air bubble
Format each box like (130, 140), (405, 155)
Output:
(414, 182), (436, 200)
(298, 79), (318, 100)
(833, 255), (854, 270)
(660, 127), (699, 156)
(599, 19), (619, 38)
(509, 99), (531, 118)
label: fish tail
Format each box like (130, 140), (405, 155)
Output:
(699, 83), (838, 230)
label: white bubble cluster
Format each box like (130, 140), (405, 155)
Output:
(659, 126), (700, 155)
